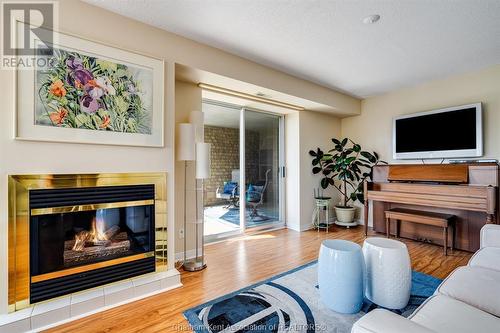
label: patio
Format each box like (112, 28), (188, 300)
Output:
(204, 204), (279, 237)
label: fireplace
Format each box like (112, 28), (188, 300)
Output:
(8, 173), (167, 312)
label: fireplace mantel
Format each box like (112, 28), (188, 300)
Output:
(8, 173), (168, 313)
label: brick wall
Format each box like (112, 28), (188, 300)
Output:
(204, 126), (259, 206)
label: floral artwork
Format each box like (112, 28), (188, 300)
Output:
(35, 47), (153, 134)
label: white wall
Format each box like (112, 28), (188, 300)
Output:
(285, 111), (343, 231)
(342, 64), (500, 163)
(299, 112), (343, 230)
(341, 64), (500, 226)
(285, 112), (301, 231)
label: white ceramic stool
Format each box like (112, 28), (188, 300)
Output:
(362, 237), (411, 309)
(318, 240), (365, 313)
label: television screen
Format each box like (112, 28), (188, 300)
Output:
(393, 104), (482, 159)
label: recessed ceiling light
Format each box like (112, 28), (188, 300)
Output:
(363, 14), (381, 24)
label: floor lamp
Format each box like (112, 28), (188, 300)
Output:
(183, 142), (211, 271)
(183, 110), (211, 271)
(177, 123), (195, 269)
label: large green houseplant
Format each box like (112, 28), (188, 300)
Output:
(309, 138), (386, 226)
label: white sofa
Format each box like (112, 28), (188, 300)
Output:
(352, 224), (500, 333)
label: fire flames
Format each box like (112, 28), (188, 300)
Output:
(72, 217), (109, 251)
(65, 215), (129, 265)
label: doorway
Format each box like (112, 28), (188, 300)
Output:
(202, 100), (284, 242)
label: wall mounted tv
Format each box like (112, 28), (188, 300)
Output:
(393, 103), (483, 160)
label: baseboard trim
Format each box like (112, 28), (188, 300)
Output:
(175, 248), (203, 262)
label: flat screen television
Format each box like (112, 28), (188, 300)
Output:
(393, 103), (482, 160)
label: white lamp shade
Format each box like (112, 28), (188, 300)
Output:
(189, 110), (204, 143)
(196, 142), (211, 179)
(177, 123), (195, 161)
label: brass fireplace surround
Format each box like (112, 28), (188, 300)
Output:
(8, 173), (167, 313)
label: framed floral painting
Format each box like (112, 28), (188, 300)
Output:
(15, 22), (164, 147)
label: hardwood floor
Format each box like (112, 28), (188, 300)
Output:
(46, 227), (472, 333)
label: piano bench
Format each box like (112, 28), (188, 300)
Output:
(384, 208), (456, 256)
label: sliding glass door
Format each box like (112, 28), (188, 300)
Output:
(202, 102), (242, 240)
(243, 110), (281, 228)
(203, 101), (284, 242)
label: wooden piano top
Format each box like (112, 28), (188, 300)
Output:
(373, 164), (499, 187)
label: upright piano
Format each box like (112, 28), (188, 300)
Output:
(364, 163), (499, 252)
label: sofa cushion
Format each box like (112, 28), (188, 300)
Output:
(409, 294), (500, 333)
(469, 247), (500, 271)
(436, 266), (500, 317)
(351, 309), (434, 333)
(481, 224), (500, 248)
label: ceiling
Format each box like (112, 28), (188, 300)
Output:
(85, 0), (500, 98)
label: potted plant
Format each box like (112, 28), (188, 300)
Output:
(310, 138), (386, 227)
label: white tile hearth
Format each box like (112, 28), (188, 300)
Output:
(70, 288), (105, 317)
(0, 307), (33, 333)
(32, 296), (71, 330)
(133, 272), (163, 297)
(161, 269), (181, 289)
(104, 279), (134, 306)
(1, 269), (182, 333)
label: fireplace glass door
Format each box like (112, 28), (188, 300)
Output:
(31, 205), (154, 276)
(29, 184), (156, 303)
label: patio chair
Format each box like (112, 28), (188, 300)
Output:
(216, 182), (239, 208)
(216, 169), (240, 208)
(246, 169), (271, 218)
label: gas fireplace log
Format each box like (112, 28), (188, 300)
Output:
(64, 232), (129, 251)
(67, 225), (122, 251)
(86, 239), (112, 247)
(65, 239), (112, 250)
(63, 240), (131, 265)
(103, 225), (120, 240)
(111, 232), (129, 242)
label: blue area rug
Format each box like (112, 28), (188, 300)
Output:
(221, 208), (271, 226)
(184, 261), (442, 333)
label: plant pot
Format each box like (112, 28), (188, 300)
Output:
(334, 206), (357, 227)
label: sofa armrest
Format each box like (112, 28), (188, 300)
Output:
(351, 309), (435, 333)
(481, 224), (500, 248)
